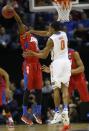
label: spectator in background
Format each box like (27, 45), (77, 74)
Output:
(35, 0), (47, 6)
(42, 78), (53, 93)
(64, 15), (77, 33)
(71, 10), (82, 21)
(0, 26), (11, 48)
(79, 12), (89, 28)
(73, 23), (89, 45)
(22, 0), (29, 12)
(34, 15), (46, 30)
(12, 0), (19, 9)
(63, 15), (77, 41)
(0, 0), (7, 6)
(13, 79), (24, 108)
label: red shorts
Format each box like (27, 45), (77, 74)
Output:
(23, 63), (43, 90)
(69, 75), (89, 102)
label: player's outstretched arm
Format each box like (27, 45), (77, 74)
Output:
(71, 51), (84, 75)
(23, 38), (53, 59)
(13, 9), (26, 34)
(30, 30), (50, 37)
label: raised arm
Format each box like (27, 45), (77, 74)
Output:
(23, 38), (53, 59)
(30, 30), (50, 37)
(13, 9), (26, 34)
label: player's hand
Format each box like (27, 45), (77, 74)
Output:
(22, 51), (29, 57)
(6, 3), (16, 16)
(42, 65), (50, 73)
(22, 50), (35, 57)
(6, 4), (14, 10)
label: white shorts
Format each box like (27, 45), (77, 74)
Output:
(50, 58), (71, 89)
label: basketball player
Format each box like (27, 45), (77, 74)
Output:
(0, 68), (14, 127)
(42, 49), (89, 102)
(68, 48), (89, 102)
(23, 21), (71, 129)
(10, 9), (43, 125)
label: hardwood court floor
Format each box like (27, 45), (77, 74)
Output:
(0, 123), (89, 131)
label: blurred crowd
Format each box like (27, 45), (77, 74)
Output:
(0, 0), (89, 124)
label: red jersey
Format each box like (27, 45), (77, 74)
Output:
(68, 48), (85, 79)
(68, 49), (89, 102)
(0, 75), (6, 106)
(20, 31), (39, 64)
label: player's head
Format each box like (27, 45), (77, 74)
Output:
(49, 21), (63, 33)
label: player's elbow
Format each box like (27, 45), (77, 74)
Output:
(41, 52), (49, 59)
(42, 54), (48, 59)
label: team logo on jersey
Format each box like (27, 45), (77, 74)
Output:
(30, 37), (39, 51)
(24, 42), (29, 49)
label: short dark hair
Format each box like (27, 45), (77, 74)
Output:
(50, 21), (63, 31)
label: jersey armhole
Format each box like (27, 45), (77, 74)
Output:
(49, 38), (54, 48)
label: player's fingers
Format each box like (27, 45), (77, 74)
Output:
(42, 67), (46, 70)
(42, 65), (47, 68)
(23, 51), (33, 57)
(41, 67), (45, 70)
